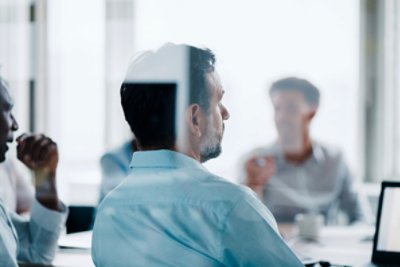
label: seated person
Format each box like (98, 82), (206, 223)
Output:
(242, 77), (370, 225)
(0, 158), (34, 214)
(92, 43), (303, 266)
(0, 77), (67, 266)
(98, 138), (137, 202)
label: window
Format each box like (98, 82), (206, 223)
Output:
(0, 0), (30, 138)
(133, 0), (361, 182)
(361, 0), (400, 182)
(3, 0), (379, 205)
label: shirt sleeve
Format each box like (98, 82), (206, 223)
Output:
(12, 199), (68, 265)
(337, 157), (372, 224)
(220, 190), (303, 266)
(0, 201), (19, 267)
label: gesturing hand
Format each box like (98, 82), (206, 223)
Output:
(245, 155), (276, 198)
(16, 133), (61, 211)
(16, 133), (58, 174)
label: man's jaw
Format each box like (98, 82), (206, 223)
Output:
(199, 135), (223, 163)
(0, 145), (8, 162)
(0, 137), (14, 162)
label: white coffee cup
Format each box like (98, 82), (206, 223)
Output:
(295, 213), (324, 240)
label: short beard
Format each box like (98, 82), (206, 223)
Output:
(200, 120), (222, 163)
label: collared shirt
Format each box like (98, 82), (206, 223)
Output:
(99, 140), (134, 202)
(241, 142), (370, 224)
(92, 150), (302, 267)
(0, 199), (67, 267)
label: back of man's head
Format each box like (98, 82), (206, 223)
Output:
(269, 77), (320, 107)
(120, 43), (216, 150)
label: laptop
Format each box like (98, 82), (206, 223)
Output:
(367, 181), (400, 266)
(304, 181), (400, 267)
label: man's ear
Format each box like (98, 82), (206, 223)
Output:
(187, 104), (203, 138)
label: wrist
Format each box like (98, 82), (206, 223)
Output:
(34, 171), (61, 211)
(246, 179), (266, 189)
(245, 181), (265, 198)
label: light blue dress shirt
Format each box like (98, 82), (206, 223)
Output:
(92, 150), (302, 267)
(0, 199), (67, 267)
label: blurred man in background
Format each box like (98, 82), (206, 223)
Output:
(242, 77), (370, 225)
(98, 137), (137, 202)
(0, 77), (67, 267)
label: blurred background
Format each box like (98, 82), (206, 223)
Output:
(0, 0), (399, 209)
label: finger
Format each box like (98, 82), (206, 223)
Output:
(39, 140), (57, 165)
(18, 135), (38, 160)
(17, 134), (31, 159)
(16, 133), (29, 143)
(264, 155), (275, 161)
(18, 134), (44, 163)
(41, 143), (58, 165)
(246, 161), (261, 172)
(245, 159), (257, 169)
(255, 158), (267, 167)
(31, 138), (51, 163)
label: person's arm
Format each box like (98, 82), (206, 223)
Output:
(0, 202), (19, 267)
(17, 134), (62, 211)
(13, 134), (67, 264)
(11, 200), (66, 264)
(244, 155), (276, 199)
(220, 190), (303, 266)
(337, 158), (372, 225)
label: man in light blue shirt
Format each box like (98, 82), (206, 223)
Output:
(92, 43), (303, 266)
(0, 77), (67, 266)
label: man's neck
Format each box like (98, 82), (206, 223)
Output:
(177, 146), (202, 162)
(138, 145), (202, 163)
(284, 137), (313, 165)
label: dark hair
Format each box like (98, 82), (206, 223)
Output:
(120, 44), (216, 149)
(269, 77), (320, 106)
(188, 47), (215, 113)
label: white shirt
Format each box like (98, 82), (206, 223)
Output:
(0, 199), (67, 266)
(0, 159), (34, 213)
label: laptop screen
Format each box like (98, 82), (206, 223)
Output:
(376, 186), (400, 253)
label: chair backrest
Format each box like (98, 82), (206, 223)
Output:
(66, 205), (95, 234)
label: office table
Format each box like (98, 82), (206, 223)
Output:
(280, 224), (374, 266)
(51, 249), (94, 267)
(53, 231), (94, 267)
(18, 247), (93, 267)
(23, 226), (373, 267)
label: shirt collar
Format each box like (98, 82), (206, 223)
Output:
(129, 149), (205, 170)
(273, 141), (325, 165)
(311, 142), (325, 164)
